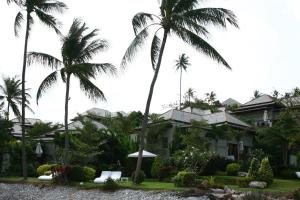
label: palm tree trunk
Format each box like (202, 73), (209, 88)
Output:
(179, 67), (182, 110)
(21, 12), (30, 180)
(6, 103), (9, 120)
(134, 30), (168, 183)
(63, 74), (71, 165)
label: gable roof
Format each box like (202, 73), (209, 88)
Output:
(160, 109), (250, 128)
(222, 98), (241, 106)
(242, 94), (274, 107)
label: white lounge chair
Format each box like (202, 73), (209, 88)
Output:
(38, 174), (53, 181)
(110, 171), (122, 181)
(94, 171), (111, 183)
(296, 172), (300, 178)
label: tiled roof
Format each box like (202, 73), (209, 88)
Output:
(222, 98), (241, 106)
(242, 94), (274, 107)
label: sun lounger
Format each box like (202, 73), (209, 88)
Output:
(296, 172), (300, 178)
(94, 171), (111, 183)
(38, 174), (53, 181)
(110, 171), (122, 181)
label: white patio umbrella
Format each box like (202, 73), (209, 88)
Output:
(128, 150), (157, 158)
(35, 142), (43, 157)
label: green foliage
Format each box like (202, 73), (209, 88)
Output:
(27, 122), (59, 139)
(68, 165), (96, 182)
(131, 170), (145, 184)
(146, 122), (172, 152)
(172, 148), (217, 174)
(44, 171), (52, 176)
(226, 163), (241, 176)
(157, 166), (177, 182)
(237, 177), (253, 188)
(37, 164), (57, 176)
(103, 178), (119, 191)
(151, 156), (164, 178)
(183, 120), (210, 149)
(279, 168), (297, 179)
(0, 118), (13, 152)
(173, 171), (196, 187)
(247, 158), (260, 179)
(257, 157), (274, 184)
(293, 188), (300, 200)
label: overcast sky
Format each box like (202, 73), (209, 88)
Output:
(0, 0), (300, 123)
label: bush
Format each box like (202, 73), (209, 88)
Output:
(226, 163), (241, 176)
(68, 166), (96, 182)
(37, 164), (57, 176)
(157, 166), (177, 181)
(247, 158), (260, 179)
(279, 168), (297, 179)
(201, 155), (233, 175)
(198, 176), (224, 189)
(257, 157), (274, 184)
(151, 156), (163, 178)
(44, 171), (52, 176)
(131, 170), (145, 184)
(293, 188), (300, 200)
(237, 177), (253, 188)
(103, 178), (119, 191)
(173, 171), (196, 187)
(83, 167), (96, 181)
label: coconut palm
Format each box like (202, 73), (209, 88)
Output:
(28, 19), (117, 165)
(121, 0), (238, 183)
(175, 53), (190, 110)
(0, 76), (33, 120)
(7, 0), (67, 179)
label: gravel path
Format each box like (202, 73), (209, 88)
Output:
(0, 183), (209, 200)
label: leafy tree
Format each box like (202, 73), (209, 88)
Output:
(256, 110), (300, 166)
(121, 0), (238, 182)
(8, 0), (67, 180)
(205, 91), (217, 105)
(0, 76), (32, 120)
(27, 122), (59, 139)
(183, 120), (210, 150)
(183, 88), (195, 106)
(175, 53), (190, 109)
(28, 19), (117, 164)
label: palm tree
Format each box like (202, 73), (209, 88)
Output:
(205, 91), (217, 105)
(0, 76), (33, 120)
(7, 0), (67, 180)
(175, 53), (190, 110)
(121, 0), (238, 183)
(184, 87), (195, 105)
(28, 19), (117, 165)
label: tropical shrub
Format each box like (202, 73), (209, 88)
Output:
(68, 165), (96, 182)
(151, 156), (164, 178)
(247, 158), (260, 179)
(226, 163), (241, 176)
(237, 177), (253, 188)
(279, 168), (297, 179)
(157, 166), (177, 181)
(103, 178), (119, 191)
(201, 155), (233, 175)
(83, 167), (96, 181)
(173, 171), (196, 187)
(131, 170), (145, 184)
(257, 157), (274, 184)
(37, 164), (57, 176)
(198, 176), (224, 189)
(44, 171), (52, 176)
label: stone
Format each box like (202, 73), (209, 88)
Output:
(248, 181), (267, 189)
(237, 172), (248, 177)
(209, 188), (224, 194)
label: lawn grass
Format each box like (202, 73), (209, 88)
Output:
(211, 175), (300, 193)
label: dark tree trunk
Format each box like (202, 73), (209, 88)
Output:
(179, 67), (182, 110)
(21, 12), (30, 180)
(63, 74), (71, 165)
(134, 30), (168, 183)
(6, 103), (9, 120)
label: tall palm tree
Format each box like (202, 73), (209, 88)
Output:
(0, 76), (33, 120)
(175, 53), (190, 110)
(121, 0), (238, 183)
(184, 87), (195, 105)
(28, 19), (117, 165)
(7, 0), (67, 180)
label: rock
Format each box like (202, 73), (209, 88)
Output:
(248, 181), (267, 189)
(209, 188), (224, 194)
(237, 172), (248, 177)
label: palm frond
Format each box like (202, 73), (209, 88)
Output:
(77, 74), (106, 102)
(71, 63), (117, 78)
(7, 0), (23, 6)
(173, 0), (198, 13)
(37, 1), (67, 14)
(121, 27), (151, 68)
(9, 100), (21, 118)
(76, 39), (108, 63)
(27, 52), (62, 69)
(35, 9), (61, 34)
(14, 11), (24, 37)
(132, 12), (157, 35)
(173, 14), (209, 36)
(150, 33), (161, 70)
(184, 8), (239, 28)
(36, 71), (59, 104)
(173, 26), (231, 69)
